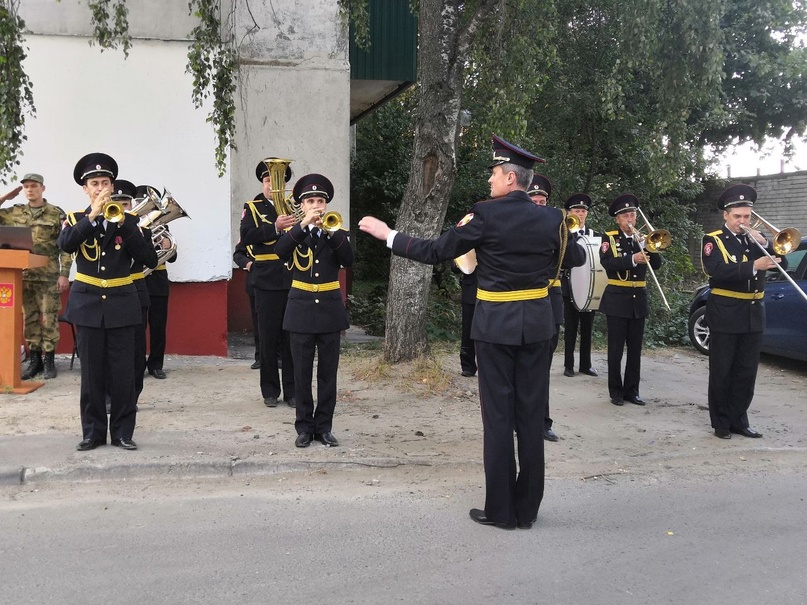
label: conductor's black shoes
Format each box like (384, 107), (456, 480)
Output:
(469, 509), (515, 530)
(76, 438), (104, 451)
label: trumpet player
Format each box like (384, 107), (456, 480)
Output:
(702, 184), (778, 440)
(58, 153), (158, 451)
(275, 174), (353, 448)
(599, 194), (662, 407)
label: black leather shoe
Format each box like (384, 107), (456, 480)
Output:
(111, 438), (138, 450)
(469, 508), (515, 530)
(295, 432), (312, 448)
(611, 397), (624, 406)
(284, 397), (296, 408)
(316, 432), (339, 447)
(250, 359), (261, 370)
(580, 367), (598, 377)
(714, 429), (732, 439)
(544, 428), (559, 442)
(461, 370), (476, 377)
(517, 517), (536, 530)
(76, 438), (104, 451)
(263, 396), (278, 408)
(149, 368), (166, 379)
(563, 368), (575, 377)
(625, 395), (646, 406)
(731, 426), (762, 438)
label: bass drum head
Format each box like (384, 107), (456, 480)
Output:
(570, 235), (606, 312)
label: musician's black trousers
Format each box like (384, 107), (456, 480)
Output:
(563, 297), (594, 371)
(605, 315), (645, 400)
(291, 331), (340, 435)
(77, 324), (137, 441)
(708, 330), (761, 431)
(255, 288), (294, 400)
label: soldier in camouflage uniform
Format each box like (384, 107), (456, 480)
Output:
(0, 174), (73, 379)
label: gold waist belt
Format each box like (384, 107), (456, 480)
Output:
(130, 272), (145, 281)
(75, 273), (134, 288)
(253, 253), (280, 261)
(711, 288), (764, 300)
(607, 279), (647, 288)
(476, 287), (549, 302)
(549, 279), (561, 288)
(291, 280), (340, 293)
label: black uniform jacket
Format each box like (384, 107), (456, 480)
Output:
(275, 223), (354, 334)
(701, 226), (768, 334)
(239, 194), (293, 290)
(58, 208), (158, 328)
(598, 230), (662, 319)
(391, 190), (586, 346)
(144, 227), (177, 297)
(233, 239), (257, 296)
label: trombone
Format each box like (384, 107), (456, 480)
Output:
(740, 213), (807, 303)
(628, 207), (671, 311)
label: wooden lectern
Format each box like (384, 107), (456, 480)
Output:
(0, 249), (49, 394)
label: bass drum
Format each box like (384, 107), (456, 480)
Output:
(570, 234), (606, 312)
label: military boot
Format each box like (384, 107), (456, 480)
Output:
(43, 352), (58, 379)
(21, 351), (43, 380)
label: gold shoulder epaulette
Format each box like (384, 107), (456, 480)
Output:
(706, 229), (722, 237)
(66, 211), (79, 226)
(605, 230), (618, 236)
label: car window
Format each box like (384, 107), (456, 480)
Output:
(767, 246), (807, 282)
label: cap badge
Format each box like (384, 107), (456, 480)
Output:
(96, 164), (101, 170)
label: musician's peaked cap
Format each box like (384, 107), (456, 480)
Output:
(527, 174), (553, 198)
(293, 173), (334, 203)
(609, 193), (639, 216)
(73, 152), (118, 185)
(718, 183), (756, 210)
(256, 157), (292, 183)
(111, 179), (137, 200)
(488, 135), (545, 170)
(565, 193), (593, 210)
(135, 184), (160, 200)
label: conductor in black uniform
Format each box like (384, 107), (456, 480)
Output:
(275, 174), (354, 448)
(561, 193), (599, 378)
(58, 153), (158, 451)
(701, 184), (778, 439)
(239, 158), (296, 408)
(359, 135), (586, 530)
(599, 194), (661, 406)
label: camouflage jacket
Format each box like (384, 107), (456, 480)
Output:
(0, 200), (73, 282)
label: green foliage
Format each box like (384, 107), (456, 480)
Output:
(187, 0), (237, 177)
(0, 3), (34, 183)
(86, 0), (132, 57)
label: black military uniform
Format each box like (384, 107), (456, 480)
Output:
(458, 268), (477, 377)
(112, 180), (150, 399)
(233, 240), (260, 368)
(275, 174), (354, 447)
(527, 174), (562, 441)
(58, 154), (158, 451)
(599, 194), (661, 406)
(702, 184), (769, 439)
(140, 185), (178, 380)
(384, 136), (586, 529)
(561, 193), (599, 377)
(239, 159), (295, 407)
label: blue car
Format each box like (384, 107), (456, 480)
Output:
(688, 237), (807, 361)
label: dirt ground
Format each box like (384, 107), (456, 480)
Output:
(2, 336), (806, 486)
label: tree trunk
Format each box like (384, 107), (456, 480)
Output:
(383, 0), (498, 363)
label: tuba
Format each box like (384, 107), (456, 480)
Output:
(136, 188), (191, 276)
(264, 158), (304, 222)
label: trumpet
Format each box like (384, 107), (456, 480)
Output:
(740, 215), (807, 303)
(320, 211), (343, 233)
(103, 201), (125, 223)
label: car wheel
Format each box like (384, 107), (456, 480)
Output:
(688, 306), (709, 355)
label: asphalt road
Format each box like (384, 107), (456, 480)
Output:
(1, 467), (805, 605)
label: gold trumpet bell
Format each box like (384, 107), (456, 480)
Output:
(103, 201), (125, 223)
(772, 227), (801, 255)
(645, 229), (672, 252)
(321, 211), (343, 233)
(565, 214), (581, 233)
